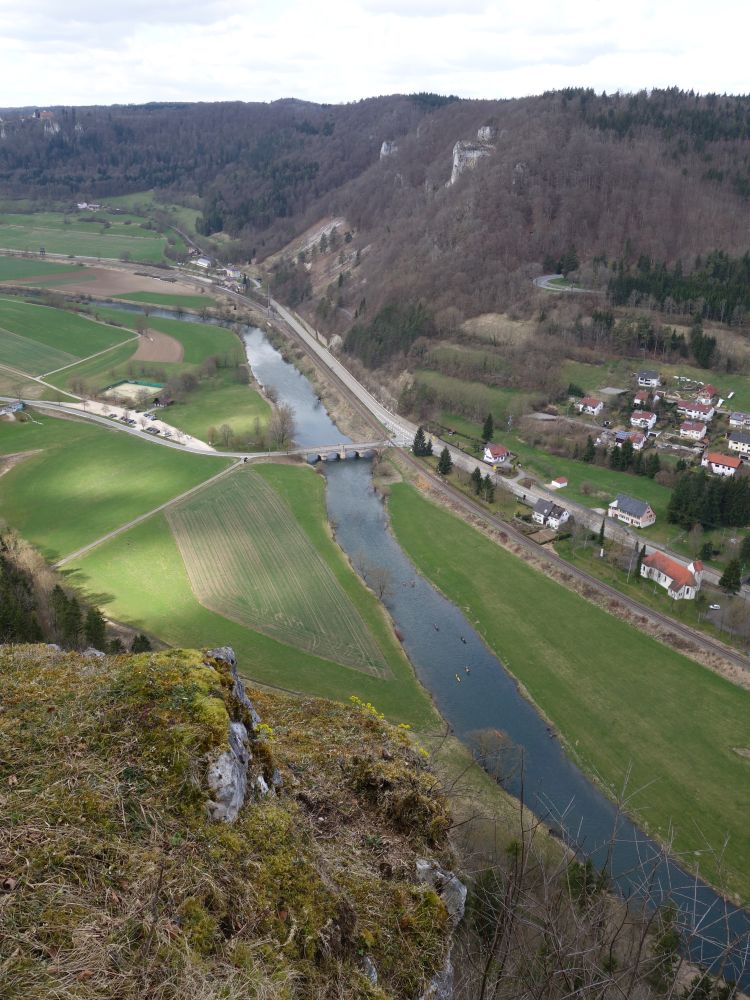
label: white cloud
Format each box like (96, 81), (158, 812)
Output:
(0, 0), (746, 107)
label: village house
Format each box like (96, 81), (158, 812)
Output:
(729, 412), (750, 429)
(630, 410), (657, 430)
(696, 384), (718, 405)
(701, 452), (742, 477)
(727, 431), (750, 457)
(676, 400), (715, 422)
(194, 256), (212, 269)
(483, 444), (510, 464)
(607, 493), (656, 528)
(0, 401), (24, 417)
(532, 498), (570, 530)
(615, 430), (646, 450)
(640, 551), (703, 600)
(576, 396), (604, 416)
(637, 370), (661, 388)
(550, 476), (568, 489)
(679, 421), (707, 441)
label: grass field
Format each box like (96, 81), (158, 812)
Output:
(0, 211), (169, 263)
(69, 464), (437, 727)
(168, 468), (388, 673)
(415, 370), (533, 419)
(0, 257), (82, 282)
(115, 291), (215, 309)
(0, 411), (230, 560)
(0, 297), (132, 376)
(166, 371), (271, 443)
(388, 482), (750, 900)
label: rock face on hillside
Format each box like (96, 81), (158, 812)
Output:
(449, 125), (497, 185)
(0, 643), (463, 999)
(380, 139), (399, 159)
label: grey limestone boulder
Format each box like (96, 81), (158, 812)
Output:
(415, 859), (467, 928)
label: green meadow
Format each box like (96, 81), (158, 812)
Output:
(0, 211), (169, 263)
(388, 482), (750, 901)
(69, 464), (437, 728)
(0, 411), (229, 560)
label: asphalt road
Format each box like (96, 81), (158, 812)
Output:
(533, 273), (596, 293)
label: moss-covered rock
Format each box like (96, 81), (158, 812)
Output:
(0, 644), (459, 999)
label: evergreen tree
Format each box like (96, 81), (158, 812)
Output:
(644, 452), (661, 478)
(412, 426), (429, 456)
(425, 436), (433, 457)
(482, 474), (495, 503)
(437, 446), (453, 476)
(719, 559), (742, 594)
(108, 637), (126, 654)
(620, 440), (634, 470)
(62, 597), (82, 648)
(740, 534), (750, 567)
(131, 634), (152, 653)
(700, 541), (715, 561)
(633, 451), (645, 476)
(582, 435), (595, 463)
(597, 519), (606, 545)
(84, 606), (107, 650)
(482, 413), (494, 443)
(471, 467), (483, 495)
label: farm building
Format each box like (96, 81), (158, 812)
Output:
(483, 444), (510, 464)
(679, 421), (707, 441)
(701, 452), (742, 477)
(532, 498), (570, 530)
(676, 400), (715, 422)
(637, 370), (661, 388)
(576, 396), (604, 416)
(640, 552), (703, 600)
(631, 411), (657, 430)
(550, 476), (568, 489)
(194, 257), (212, 269)
(728, 432), (750, 457)
(607, 494), (656, 528)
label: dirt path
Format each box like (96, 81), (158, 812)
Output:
(132, 329), (183, 363)
(54, 459), (242, 569)
(0, 449), (42, 478)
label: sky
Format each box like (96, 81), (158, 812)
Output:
(0, 0), (747, 107)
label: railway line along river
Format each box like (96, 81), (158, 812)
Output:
(109, 301), (750, 985)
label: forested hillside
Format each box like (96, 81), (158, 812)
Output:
(3, 89), (750, 358)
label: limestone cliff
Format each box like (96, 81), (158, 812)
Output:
(0, 644), (463, 999)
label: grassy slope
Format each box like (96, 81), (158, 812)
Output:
(0, 412), (230, 560)
(388, 482), (750, 901)
(69, 466), (438, 728)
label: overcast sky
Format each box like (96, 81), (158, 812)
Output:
(0, 0), (747, 107)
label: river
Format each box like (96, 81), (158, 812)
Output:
(106, 301), (750, 984)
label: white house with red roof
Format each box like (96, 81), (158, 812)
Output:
(676, 400), (715, 422)
(640, 552), (703, 600)
(576, 396), (604, 416)
(701, 452), (742, 476)
(483, 444), (510, 465)
(696, 384), (718, 405)
(630, 410), (657, 430)
(679, 421), (707, 441)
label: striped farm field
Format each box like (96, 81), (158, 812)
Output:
(167, 468), (389, 675)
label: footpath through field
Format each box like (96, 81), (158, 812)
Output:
(54, 460), (243, 568)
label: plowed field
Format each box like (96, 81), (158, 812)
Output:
(167, 469), (388, 674)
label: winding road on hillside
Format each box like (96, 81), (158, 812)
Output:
(533, 273), (597, 293)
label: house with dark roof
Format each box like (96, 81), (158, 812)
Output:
(532, 498), (570, 530)
(640, 552), (703, 600)
(729, 411), (750, 429)
(615, 429), (646, 450)
(728, 431), (750, 457)
(637, 370), (661, 388)
(607, 493), (656, 528)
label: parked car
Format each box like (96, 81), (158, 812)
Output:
(709, 603), (721, 610)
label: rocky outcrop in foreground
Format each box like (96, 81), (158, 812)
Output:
(0, 643), (464, 1000)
